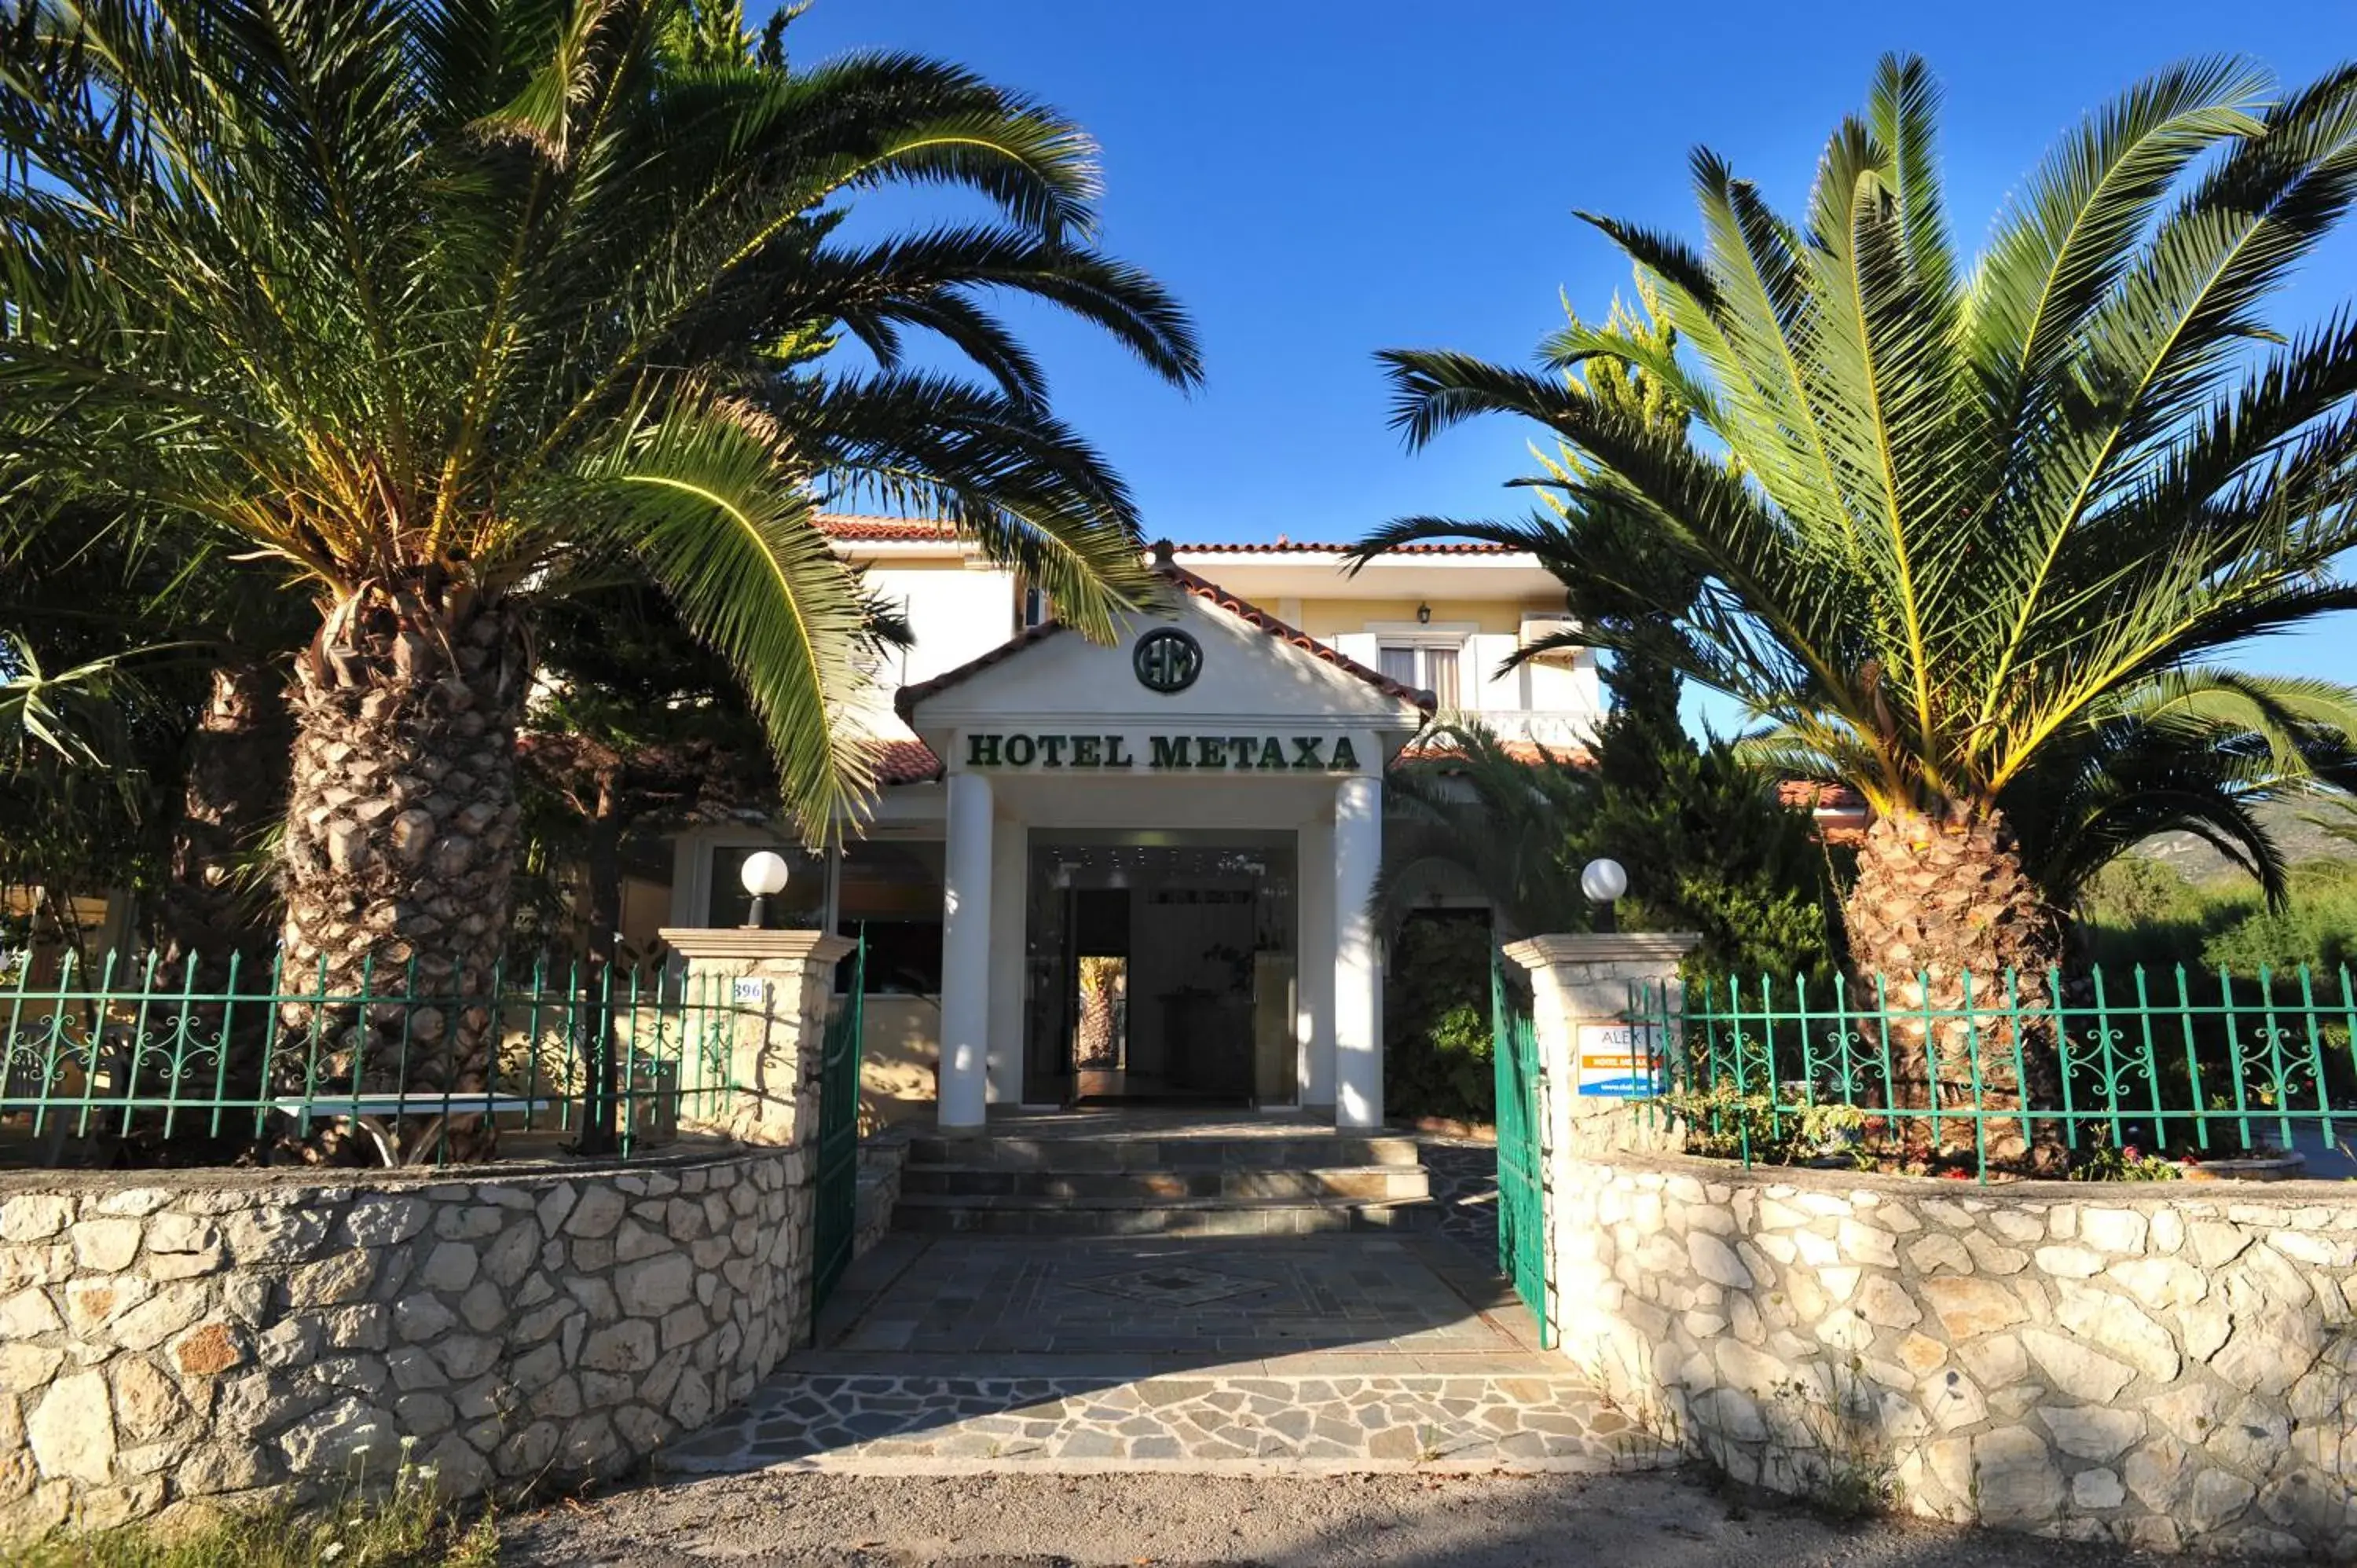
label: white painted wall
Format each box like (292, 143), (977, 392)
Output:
(852, 563), (1018, 735)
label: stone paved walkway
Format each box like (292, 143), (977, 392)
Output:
(660, 1225), (1661, 1477)
(1417, 1135), (1501, 1263)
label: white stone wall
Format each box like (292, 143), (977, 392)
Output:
(0, 1146), (811, 1533)
(1549, 1150), (2357, 1555)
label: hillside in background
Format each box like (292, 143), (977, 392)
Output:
(2132, 797), (2355, 885)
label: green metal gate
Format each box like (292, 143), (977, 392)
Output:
(811, 936), (865, 1313)
(1490, 948), (1551, 1346)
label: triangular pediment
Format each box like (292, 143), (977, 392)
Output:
(900, 580), (1428, 744)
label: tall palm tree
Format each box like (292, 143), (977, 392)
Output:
(1360, 56), (2357, 1147)
(0, 0), (1199, 1142)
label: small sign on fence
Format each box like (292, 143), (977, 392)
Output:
(1575, 1022), (1662, 1097)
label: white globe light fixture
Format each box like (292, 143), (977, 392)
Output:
(740, 849), (791, 929)
(1581, 856), (1628, 933)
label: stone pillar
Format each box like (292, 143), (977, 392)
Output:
(937, 769), (993, 1133)
(1502, 931), (1698, 1350)
(1332, 773), (1383, 1129)
(658, 926), (852, 1146)
(658, 925), (851, 1357)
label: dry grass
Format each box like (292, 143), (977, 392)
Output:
(16, 1471), (497, 1568)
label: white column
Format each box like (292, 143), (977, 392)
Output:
(938, 770), (994, 1132)
(1332, 772), (1383, 1128)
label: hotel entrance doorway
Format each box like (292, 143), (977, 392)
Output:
(1023, 833), (1297, 1106)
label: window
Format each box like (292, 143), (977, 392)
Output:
(1017, 580), (1052, 632)
(702, 844), (827, 930)
(1379, 642), (1461, 709)
(836, 841), (944, 995)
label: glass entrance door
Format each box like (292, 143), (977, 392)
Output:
(1023, 832), (1296, 1105)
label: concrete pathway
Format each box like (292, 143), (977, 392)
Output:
(660, 1224), (1657, 1476)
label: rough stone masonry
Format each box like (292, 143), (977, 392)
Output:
(0, 1145), (810, 1533)
(1548, 1150), (2357, 1556)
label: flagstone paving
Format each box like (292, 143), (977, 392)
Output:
(659, 1226), (1663, 1476)
(1417, 1134), (1501, 1262)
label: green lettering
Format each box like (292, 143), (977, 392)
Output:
(1226, 735), (1257, 768)
(967, 734), (1002, 767)
(1257, 737), (1288, 770)
(1038, 735), (1067, 768)
(1195, 737), (1226, 768)
(1004, 734), (1036, 766)
(1329, 736), (1360, 771)
(1149, 735), (1191, 769)
(1071, 735), (1102, 768)
(1289, 737), (1325, 770)
(1104, 735), (1135, 768)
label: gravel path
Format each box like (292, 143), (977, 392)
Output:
(501, 1467), (2147, 1568)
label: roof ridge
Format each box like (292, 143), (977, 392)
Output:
(893, 566), (1435, 725)
(1157, 563), (1434, 712)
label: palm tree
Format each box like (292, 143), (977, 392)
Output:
(1360, 56), (2357, 1149)
(0, 0), (1199, 1144)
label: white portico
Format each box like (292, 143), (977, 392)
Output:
(896, 567), (1431, 1132)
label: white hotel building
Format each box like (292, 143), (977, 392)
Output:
(660, 518), (1607, 1132)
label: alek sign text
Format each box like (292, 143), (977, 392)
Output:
(965, 732), (1362, 772)
(1574, 1022), (1664, 1098)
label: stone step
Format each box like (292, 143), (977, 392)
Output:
(890, 1194), (1446, 1236)
(904, 1134), (1424, 1171)
(900, 1163), (1431, 1203)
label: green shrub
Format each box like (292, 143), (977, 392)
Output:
(1383, 911), (1495, 1123)
(2080, 857), (2357, 976)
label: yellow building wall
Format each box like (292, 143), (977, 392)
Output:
(859, 996), (940, 1130)
(1296, 597), (1545, 637)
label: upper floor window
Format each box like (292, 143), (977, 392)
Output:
(1378, 642), (1461, 708)
(1017, 581), (1052, 632)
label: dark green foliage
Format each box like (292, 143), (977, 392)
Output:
(1384, 708), (1842, 982)
(1371, 269), (1838, 984)
(1578, 688), (1844, 983)
(0, 0), (1201, 845)
(2080, 856), (2357, 973)
(1381, 910), (1494, 1124)
(1360, 54), (2357, 925)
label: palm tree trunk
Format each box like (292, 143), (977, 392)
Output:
(1842, 805), (2065, 1167)
(277, 579), (530, 1162)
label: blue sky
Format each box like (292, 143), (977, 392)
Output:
(787, 0), (2355, 695)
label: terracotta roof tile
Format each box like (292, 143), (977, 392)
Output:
(814, 516), (1523, 557)
(1777, 779), (1868, 812)
(1395, 738), (1596, 768)
(1161, 563), (1435, 713)
(867, 737), (943, 786)
(892, 619), (1067, 724)
(1173, 540), (1521, 557)
(820, 515), (962, 542)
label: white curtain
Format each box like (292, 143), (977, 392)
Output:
(1424, 645), (1460, 709)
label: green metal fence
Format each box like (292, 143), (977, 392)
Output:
(811, 933), (867, 1314)
(1630, 963), (2357, 1181)
(1490, 948), (1552, 1346)
(0, 946), (750, 1167)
